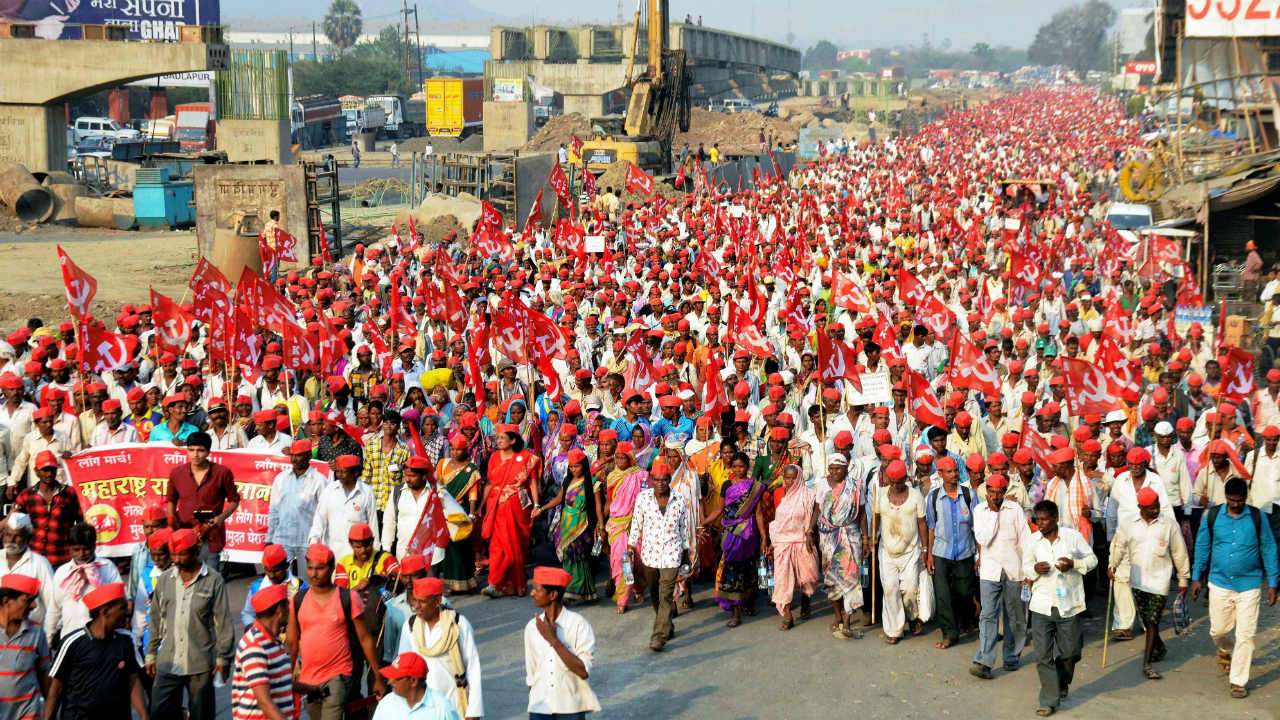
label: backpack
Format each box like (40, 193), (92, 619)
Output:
(1201, 504), (1264, 582)
(929, 485), (972, 525)
(294, 585), (359, 651)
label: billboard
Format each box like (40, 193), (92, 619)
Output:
(1, 0), (220, 41)
(1187, 1), (1280, 37)
(1125, 60), (1157, 76)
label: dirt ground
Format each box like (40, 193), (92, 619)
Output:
(0, 229), (197, 328)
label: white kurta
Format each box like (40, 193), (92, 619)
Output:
(396, 611), (484, 718)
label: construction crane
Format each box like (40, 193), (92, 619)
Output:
(579, 0), (690, 177)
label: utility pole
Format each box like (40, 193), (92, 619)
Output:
(288, 29), (294, 60)
(402, 0), (412, 89)
(413, 4), (424, 89)
(312, 22), (318, 60)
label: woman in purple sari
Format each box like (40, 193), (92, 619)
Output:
(714, 451), (769, 627)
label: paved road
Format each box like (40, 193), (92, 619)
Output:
(210, 571), (1278, 719)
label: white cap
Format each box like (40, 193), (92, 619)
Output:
(1104, 410), (1127, 424)
(5, 512), (33, 532)
(828, 454), (849, 467)
(1154, 421), (1174, 436)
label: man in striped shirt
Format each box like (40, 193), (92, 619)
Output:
(0, 573), (49, 720)
(231, 583), (292, 720)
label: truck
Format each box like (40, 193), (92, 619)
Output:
(174, 103), (214, 152)
(291, 95), (345, 149)
(366, 94), (427, 138)
(343, 105), (386, 138)
(424, 77), (483, 138)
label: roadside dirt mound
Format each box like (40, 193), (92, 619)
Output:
(522, 113), (593, 153)
(674, 108), (799, 156)
(596, 160), (685, 202)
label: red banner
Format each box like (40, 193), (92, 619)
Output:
(64, 444), (331, 564)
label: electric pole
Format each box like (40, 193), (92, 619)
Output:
(312, 22), (318, 60)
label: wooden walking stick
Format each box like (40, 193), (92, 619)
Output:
(1102, 577), (1114, 668)
(870, 480), (878, 625)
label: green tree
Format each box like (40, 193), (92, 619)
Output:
(323, 0), (363, 56)
(971, 42), (995, 70)
(803, 40), (839, 71)
(1027, 0), (1117, 77)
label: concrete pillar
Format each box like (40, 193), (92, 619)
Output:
(0, 104), (68, 172)
(217, 117), (291, 164)
(148, 87), (168, 119)
(108, 87), (129, 124)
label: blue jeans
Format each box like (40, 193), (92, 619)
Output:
(974, 577), (1027, 669)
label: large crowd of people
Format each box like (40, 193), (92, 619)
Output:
(0, 86), (1277, 720)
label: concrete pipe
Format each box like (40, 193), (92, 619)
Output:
(0, 163), (55, 223)
(42, 171), (78, 186)
(48, 184), (81, 222)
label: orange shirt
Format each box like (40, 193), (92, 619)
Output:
(296, 588), (364, 686)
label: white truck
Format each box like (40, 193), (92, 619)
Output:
(365, 94), (426, 138)
(344, 105), (386, 137)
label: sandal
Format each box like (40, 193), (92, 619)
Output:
(779, 616), (794, 631)
(727, 617), (742, 628)
(1036, 707), (1055, 717)
(910, 619), (925, 636)
(1111, 630), (1133, 642)
(1230, 685), (1248, 699)
(935, 636), (956, 650)
(1217, 651), (1232, 674)
(1143, 666), (1162, 680)
(882, 633), (899, 645)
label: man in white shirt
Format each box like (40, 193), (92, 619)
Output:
(1106, 447), (1173, 639)
(395, 577), (483, 719)
(971, 474), (1032, 679)
(267, 439), (328, 578)
(1024, 499), (1097, 716)
(524, 566), (601, 718)
(48, 521), (123, 645)
(1108, 488), (1189, 680)
(1247, 425), (1280, 546)
(627, 462), (690, 652)
(0, 512), (56, 627)
(88, 399), (138, 447)
(246, 409), (292, 452)
(7, 406), (71, 493)
(308, 454), (377, 560)
(382, 456), (450, 564)
(1149, 422), (1191, 520)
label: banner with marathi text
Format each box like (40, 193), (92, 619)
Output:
(64, 444), (331, 565)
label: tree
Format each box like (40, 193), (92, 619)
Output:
(323, 0), (363, 57)
(1027, 0), (1116, 77)
(803, 40), (839, 71)
(971, 42), (995, 70)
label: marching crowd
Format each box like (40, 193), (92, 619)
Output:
(0, 85), (1278, 720)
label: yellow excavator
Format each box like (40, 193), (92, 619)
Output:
(579, 0), (690, 177)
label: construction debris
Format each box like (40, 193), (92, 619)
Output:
(673, 109), (799, 156)
(0, 163), (55, 223)
(522, 113), (593, 153)
(596, 160), (685, 202)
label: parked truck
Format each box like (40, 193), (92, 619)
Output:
(174, 102), (214, 152)
(366, 94), (427, 138)
(343, 104), (386, 137)
(424, 77), (483, 138)
(291, 95), (345, 149)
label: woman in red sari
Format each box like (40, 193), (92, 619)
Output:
(481, 424), (542, 597)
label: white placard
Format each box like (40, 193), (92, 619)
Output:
(846, 373), (891, 405)
(1186, 2), (1280, 37)
(584, 235), (605, 253)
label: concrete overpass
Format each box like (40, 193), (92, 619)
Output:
(484, 23), (801, 117)
(0, 29), (228, 171)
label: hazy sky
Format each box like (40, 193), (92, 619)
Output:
(227, 0), (1151, 50)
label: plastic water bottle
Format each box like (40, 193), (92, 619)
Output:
(1020, 583), (1032, 604)
(758, 556), (770, 589)
(591, 535), (603, 557)
(212, 668), (226, 689)
(622, 556), (635, 586)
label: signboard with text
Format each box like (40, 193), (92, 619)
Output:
(1186, 1), (1280, 37)
(1125, 60), (1157, 76)
(0, 0), (221, 41)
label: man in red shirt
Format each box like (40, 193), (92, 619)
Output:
(12, 450), (82, 567)
(166, 432), (240, 567)
(287, 543), (385, 720)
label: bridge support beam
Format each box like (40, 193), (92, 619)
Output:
(0, 105), (67, 173)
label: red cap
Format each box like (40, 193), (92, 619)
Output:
(413, 576), (445, 597)
(142, 504), (168, 524)
(965, 453), (985, 471)
(169, 528), (199, 554)
(532, 566), (572, 587)
(1175, 417), (1194, 431)
(253, 409), (277, 423)
(147, 528), (173, 551)
(251, 583), (289, 614)
(348, 522), (374, 541)
(398, 554), (427, 576)
(1, 574), (40, 596)
(986, 474), (1009, 491)
(1126, 447), (1151, 465)
(34, 450), (58, 470)
(407, 456), (432, 471)
(936, 456), (957, 470)
(380, 652), (428, 680)
(884, 460), (907, 481)
(288, 439), (312, 455)
(306, 543), (335, 564)
(1048, 447), (1075, 464)
(83, 582), (126, 611)
(833, 430), (853, 449)
(261, 544), (289, 569)
(1136, 487), (1159, 507)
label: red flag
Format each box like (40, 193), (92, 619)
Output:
(480, 200), (503, 232)
(1008, 250), (1042, 292)
(699, 356), (728, 417)
(404, 484), (450, 558)
(79, 319), (131, 374)
(623, 329), (658, 391)
(537, 355), (564, 402)
(873, 312), (904, 363)
(907, 369), (946, 429)
(1058, 357), (1120, 415)
(150, 288), (194, 357)
(1219, 346), (1256, 404)
(523, 189), (544, 237)
(317, 214), (333, 265)
(1095, 336), (1142, 403)
(547, 163), (572, 207)
(1102, 302), (1135, 346)
(189, 257), (232, 325)
(832, 272), (873, 313)
(57, 245), (97, 320)
(466, 321), (488, 409)
(282, 321), (320, 372)
(231, 305), (264, 373)
(817, 331), (862, 389)
(727, 303), (772, 358)
(569, 134), (584, 158)
(581, 167), (597, 198)
(917, 292), (956, 343)
(947, 333), (999, 397)
(443, 284), (470, 335)
(624, 162), (654, 197)
(674, 162), (687, 189)
(896, 269), (928, 307)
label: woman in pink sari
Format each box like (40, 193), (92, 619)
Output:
(769, 463), (819, 629)
(604, 442), (648, 612)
